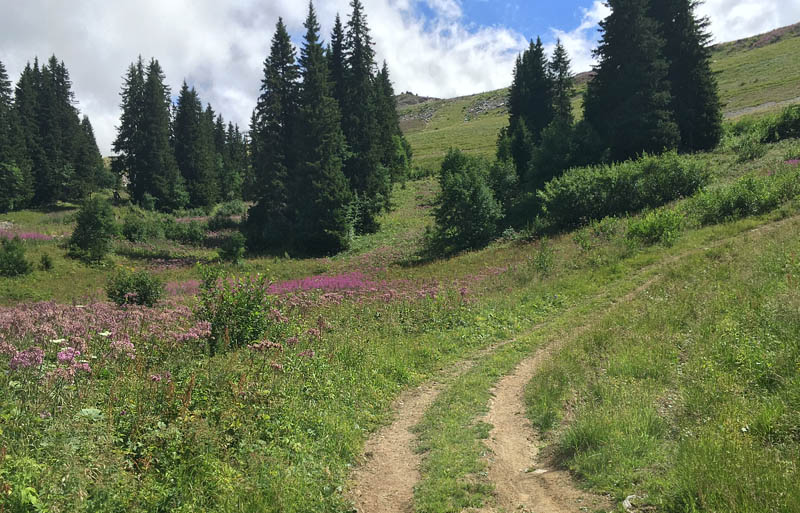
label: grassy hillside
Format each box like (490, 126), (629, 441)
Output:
(401, 23), (800, 171)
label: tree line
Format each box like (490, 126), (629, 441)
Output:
(0, 56), (107, 212)
(432, 0), (723, 252)
(245, 0), (410, 255)
(113, 57), (250, 212)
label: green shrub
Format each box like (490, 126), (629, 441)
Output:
(121, 209), (164, 242)
(39, 253), (53, 271)
(0, 236), (33, 277)
(730, 132), (767, 162)
(68, 196), (118, 262)
(219, 232), (246, 263)
(0, 162), (33, 213)
(761, 105), (800, 143)
(106, 268), (165, 307)
(626, 209), (685, 246)
(195, 266), (293, 355)
(207, 211), (239, 232)
(538, 151), (707, 229)
(690, 165), (800, 225)
(429, 149), (503, 253)
(163, 219), (207, 246)
(214, 200), (248, 217)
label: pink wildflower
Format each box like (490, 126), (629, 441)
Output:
(9, 347), (44, 370)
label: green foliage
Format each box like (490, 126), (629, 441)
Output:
(121, 208), (164, 242)
(626, 208), (685, 246)
(689, 166), (800, 225)
(429, 149), (503, 253)
(584, 0), (680, 161)
(162, 219), (206, 246)
(68, 196), (118, 262)
(0, 162), (33, 212)
(0, 236), (33, 277)
(761, 104), (800, 143)
(219, 232), (246, 263)
(195, 266), (291, 355)
(106, 268), (165, 306)
(538, 151), (707, 229)
(214, 199), (247, 217)
(38, 252), (53, 271)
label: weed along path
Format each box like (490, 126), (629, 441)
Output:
(479, 341), (611, 513)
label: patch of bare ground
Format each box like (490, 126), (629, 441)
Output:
(348, 339), (514, 513)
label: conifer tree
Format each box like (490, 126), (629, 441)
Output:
(584, 0), (679, 161)
(173, 82), (217, 208)
(113, 57), (146, 201)
(374, 61), (411, 183)
(295, 1), (353, 254)
(650, 0), (722, 151)
(328, 14), (348, 109)
(247, 18), (300, 249)
(0, 61), (33, 211)
(68, 115), (104, 201)
(505, 38), (553, 178)
(140, 59), (187, 210)
(220, 122), (245, 202)
(549, 40), (574, 126)
(342, 0), (388, 233)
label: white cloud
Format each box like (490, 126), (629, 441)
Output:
(549, 1), (611, 73)
(696, 0), (800, 44)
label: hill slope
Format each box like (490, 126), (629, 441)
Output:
(401, 22), (800, 171)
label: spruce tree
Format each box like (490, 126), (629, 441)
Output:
(650, 0), (722, 152)
(374, 61), (411, 183)
(328, 14), (348, 110)
(584, 0), (679, 162)
(0, 61), (33, 212)
(113, 57), (146, 202)
(69, 115), (104, 201)
(173, 82), (217, 208)
(549, 40), (574, 126)
(140, 59), (187, 210)
(247, 18), (300, 250)
(295, 1), (353, 254)
(505, 38), (553, 178)
(343, 0), (387, 233)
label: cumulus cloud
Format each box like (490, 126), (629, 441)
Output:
(696, 0), (800, 44)
(1, 0), (796, 155)
(549, 1), (611, 73)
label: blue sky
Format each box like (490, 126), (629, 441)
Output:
(1, 0), (797, 154)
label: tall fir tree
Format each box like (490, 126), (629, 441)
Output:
(374, 61), (411, 183)
(650, 0), (722, 152)
(247, 18), (301, 250)
(113, 57), (146, 202)
(342, 0), (388, 234)
(549, 40), (574, 126)
(295, 1), (353, 255)
(328, 14), (348, 111)
(0, 60), (33, 211)
(172, 82), (217, 208)
(68, 115), (104, 201)
(584, 0), (679, 162)
(504, 37), (553, 178)
(140, 59), (187, 210)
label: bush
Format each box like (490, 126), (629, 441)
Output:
(163, 219), (207, 246)
(106, 268), (165, 307)
(538, 151), (707, 230)
(68, 196), (118, 262)
(0, 162), (33, 213)
(429, 149), (503, 253)
(195, 266), (293, 355)
(761, 105), (800, 143)
(690, 165), (800, 225)
(39, 253), (53, 271)
(214, 200), (248, 217)
(207, 211), (239, 232)
(730, 132), (767, 162)
(219, 232), (246, 263)
(121, 208), (164, 243)
(626, 209), (685, 246)
(0, 236), (33, 277)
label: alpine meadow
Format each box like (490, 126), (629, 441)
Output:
(2, 1), (800, 512)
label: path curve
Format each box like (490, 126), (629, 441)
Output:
(478, 338), (612, 513)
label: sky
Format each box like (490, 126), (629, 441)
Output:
(1, 0), (798, 155)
